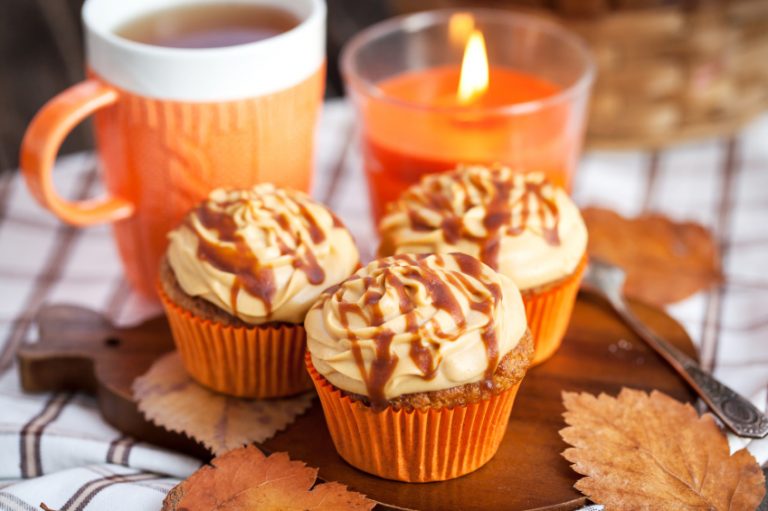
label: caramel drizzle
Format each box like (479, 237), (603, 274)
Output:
(191, 192), (327, 318)
(330, 253), (502, 408)
(336, 299), (400, 409)
(454, 254), (502, 384)
(407, 172), (561, 270)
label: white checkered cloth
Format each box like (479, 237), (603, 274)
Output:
(1, 99), (767, 510)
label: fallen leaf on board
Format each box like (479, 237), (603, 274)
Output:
(133, 352), (313, 455)
(582, 207), (721, 305)
(162, 444), (375, 511)
(560, 388), (765, 511)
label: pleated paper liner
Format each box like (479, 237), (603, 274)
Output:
(523, 255), (587, 366)
(306, 352), (522, 483)
(157, 287), (312, 399)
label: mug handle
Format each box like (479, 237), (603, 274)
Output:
(20, 79), (135, 226)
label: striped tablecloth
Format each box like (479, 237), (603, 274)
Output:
(1, 100), (767, 510)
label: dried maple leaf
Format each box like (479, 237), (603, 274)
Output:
(133, 353), (313, 455)
(561, 388), (765, 511)
(582, 207), (721, 305)
(162, 444), (375, 511)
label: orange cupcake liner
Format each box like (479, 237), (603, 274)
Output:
(306, 352), (522, 482)
(158, 287), (312, 399)
(523, 255), (587, 366)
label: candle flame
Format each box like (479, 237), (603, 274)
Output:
(457, 30), (489, 105)
(448, 13), (475, 46)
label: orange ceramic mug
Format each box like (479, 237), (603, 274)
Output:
(20, 0), (326, 298)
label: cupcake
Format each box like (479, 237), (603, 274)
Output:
(305, 252), (532, 482)
(378, 165), (587, 365)
(158, 184), (359, 398)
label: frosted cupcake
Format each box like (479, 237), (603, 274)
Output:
(158, 184), (359, 398)
(305, 253), (532, 482)
(379, 165), (587, 365)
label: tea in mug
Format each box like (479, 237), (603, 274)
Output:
(115, 3), (299, 49)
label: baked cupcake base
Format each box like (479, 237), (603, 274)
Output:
(307, 330), (533, 482)
(523, 256), (587, 366)
(158, 259), (312, 399)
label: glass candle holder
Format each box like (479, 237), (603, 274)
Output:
(342, 9), (595, 223)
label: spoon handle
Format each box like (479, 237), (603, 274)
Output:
(609, 295), (768, 439)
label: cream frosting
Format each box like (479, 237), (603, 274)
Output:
(378, 166), (588, 290)
(167, 185), (359, 325)
(305, 253), (527, 402)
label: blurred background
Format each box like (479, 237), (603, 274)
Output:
(1, 0), (767, 174)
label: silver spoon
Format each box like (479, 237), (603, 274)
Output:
(582, 258), (768, 439)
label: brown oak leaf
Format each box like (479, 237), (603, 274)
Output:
(133, 353), (313, 455)
(161, 445), (375, 511)
(560, 388), (765, 511)
(582, 207), (721, 305)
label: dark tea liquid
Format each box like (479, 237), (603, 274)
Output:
(115, 3), (299, 49)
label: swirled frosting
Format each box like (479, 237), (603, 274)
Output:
(167, 185), (359, 325)
(379, 166), (588, 290)
(305, 253), (527, 404)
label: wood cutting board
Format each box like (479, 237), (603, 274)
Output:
(17, 292), (697, 511)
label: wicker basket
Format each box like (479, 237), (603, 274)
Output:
(389, 0), (768, 149)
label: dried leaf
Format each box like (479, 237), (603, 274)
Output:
(582, 207), (721, 305)
(133, 353), (313, 455)
(162, 445), (375, 511)
(560, 388), (765, 511)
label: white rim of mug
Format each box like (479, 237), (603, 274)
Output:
(82, 0), (325, 57)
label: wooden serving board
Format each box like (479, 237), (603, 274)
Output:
(18, 293), (697, 511)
